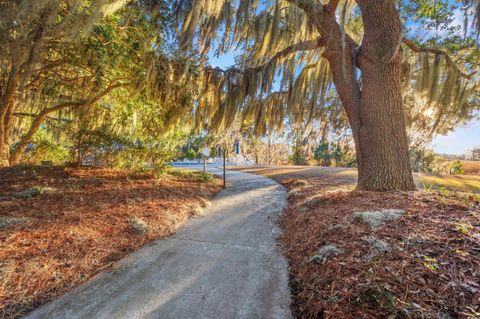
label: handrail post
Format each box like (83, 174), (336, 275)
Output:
(223, 150), (227, 188)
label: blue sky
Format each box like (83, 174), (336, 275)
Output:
(429, 122), (480, 155)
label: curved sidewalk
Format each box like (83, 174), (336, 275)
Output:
(26, 168), (292, 319)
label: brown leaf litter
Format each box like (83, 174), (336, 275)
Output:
(0, 166), (222, 318)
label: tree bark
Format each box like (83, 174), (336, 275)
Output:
(9, 110), (51, 166)
(0, 111), (9, 166)
(0, 133), (9, 167)
(297, 0), (416, 191)
(0, 66), (21, 167)
(353, 0), (416, 191)
(355, 59), (416, 190)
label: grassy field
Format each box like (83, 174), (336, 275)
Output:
(462, 160), (480, 175)
(417, 172), (480, 193)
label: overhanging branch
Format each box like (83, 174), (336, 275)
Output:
(402, 38), (477, 79)
(248, 37), (325, 73)
(207, 37), (324, 75)
(13, 112), (72, 123)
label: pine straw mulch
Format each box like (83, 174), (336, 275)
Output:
(231, 167), (480, 319)
(0, 165), (222, 319)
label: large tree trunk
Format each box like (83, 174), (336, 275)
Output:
(352, 0), (416, 191)
(314, 0), (416, 191)
(0, 110), (9, 167)
(0, 67), (21, 167)
(355, 59), (416, 191)
(9, 103), (80, 166)
(0, 132), (9, 167)
(8, 112), (46, 166)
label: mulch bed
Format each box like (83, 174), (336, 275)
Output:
(0, 166), (222, 319)
(232, 167), (480, 319)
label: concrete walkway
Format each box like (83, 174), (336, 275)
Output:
(26, 168), (292, 319)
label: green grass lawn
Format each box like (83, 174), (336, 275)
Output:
(415, 173), (480, 193)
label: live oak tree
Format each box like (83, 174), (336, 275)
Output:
(177, 0), (480, 191)
(3, 0), (478, 183)
(0, 0), (130, 166)
(0, 0), (197, 166)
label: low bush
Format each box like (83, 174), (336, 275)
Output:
(168, 169), (195, 179)
(195, 172), (214, 182)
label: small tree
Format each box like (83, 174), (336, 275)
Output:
(314, 142), (332, 167)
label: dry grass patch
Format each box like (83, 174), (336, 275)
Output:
(462, 161), (480, 176)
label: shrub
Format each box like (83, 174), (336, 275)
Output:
(448, 160), (464, 175)
(168, 169), (195, 179)
(20, 130), (69, 165)
(71, 126), (182, 171)
(314, 142), (356, 167)
(195, 172), (214, 182)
